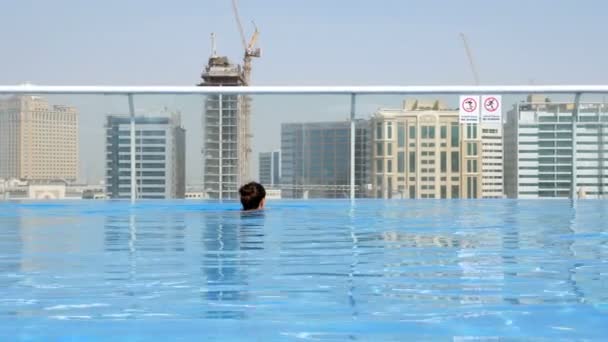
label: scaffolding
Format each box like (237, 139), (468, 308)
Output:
(199, 55), (251, 200)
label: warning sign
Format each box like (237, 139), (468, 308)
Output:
(481, 95), (502, 124)
(459, 95), (480, 123)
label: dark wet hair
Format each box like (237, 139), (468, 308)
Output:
(239, 182), (266, 211)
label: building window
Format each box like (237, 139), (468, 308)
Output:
(451, 185), (460, 198)
(467, 159), (478, 173)
(467, 176), (478, 198)
(376, 159), (383, 172)
(387, 122), (393, 139)
(376, 142), (383, 156)
(387, 143), (392, 156)
(467, 124), (478, 139)
(451, 123), (459, 147)
(398, 123), (406, 147)
(441, 152), (447, 173)
(409, 152), (416, 173)
(376, 122), (383, 140)
(441, 126), (447, 139)
(409, 126), (416, 139)
(421, 126), (435, 139)
(398, 152), (405, 173)
(387, 160), (393, 173)
(409, 185), (416, 199)
(467, 142), (478, 156)
(441, 185), (447, 199)
(451, 151), (459, 172)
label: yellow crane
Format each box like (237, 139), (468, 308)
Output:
(231, 0), (261, 85)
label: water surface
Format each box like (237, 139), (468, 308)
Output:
(0, 200), (607, 340)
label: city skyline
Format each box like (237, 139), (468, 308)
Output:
(2, 1), (608, 185)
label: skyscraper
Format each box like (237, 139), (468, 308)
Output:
(105, 114), (185, 199)
(0, 95), (78, 181)
(199, 55), (251, 200)
(370, 99), (502, 199)
(504, 96), (607, 199)
(259, 150), (281, 186)
(281, 120), (370, 198)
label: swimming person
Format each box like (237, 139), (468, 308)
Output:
(239, 182), (266, 211)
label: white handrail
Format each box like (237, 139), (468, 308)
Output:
(1, 85), (608, 95)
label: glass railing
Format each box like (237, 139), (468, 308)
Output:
(0, 85), (607, 201)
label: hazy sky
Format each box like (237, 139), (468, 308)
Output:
(1, 0), (606, 183)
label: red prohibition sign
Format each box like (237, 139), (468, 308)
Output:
(484, 97), (499, 112)
(462, 97), (477, 112)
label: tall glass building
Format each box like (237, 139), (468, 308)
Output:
(259, 150), (281, 187)
(105, 114), (186, 199)
(280, 120), (370, 198)
(504, 95), (608, 198)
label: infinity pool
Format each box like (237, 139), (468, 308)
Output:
(0, 200), (607, 340)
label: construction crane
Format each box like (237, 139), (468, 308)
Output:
(231, 0), (261, 85)
(459, 33), (480, 85)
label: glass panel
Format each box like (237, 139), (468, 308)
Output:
(451, 123), (459, 147)
(398, 123), (406, 147)
(397, 152), (405, 173)
(451, 151), (459, 172)
(409, 152), (416, 173)
(376, 159), (383, 173)
(1, 91), (599, 201)
(1, 94), (136, 200)
(260, 95), (353, 199)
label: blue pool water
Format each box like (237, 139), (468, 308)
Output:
(0, 200), (607, 341)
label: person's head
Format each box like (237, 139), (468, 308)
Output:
(239, 182), (266, 211)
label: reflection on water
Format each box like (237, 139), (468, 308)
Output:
(0, 200), (606, 339)
(201, 211), (265, 319)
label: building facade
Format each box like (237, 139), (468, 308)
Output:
(199, 55), (251, 200)
(0, 95), (78, 181)
(259, 150), (281, 186)
(105, 114), (185, 199)
(504, 96), (607, 199)
(281, 120), (370, 198)
(481, 126), (504, 198)
(370, 99), (502, 199)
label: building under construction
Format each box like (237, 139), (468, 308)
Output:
(199, 54), (251, 200)
(199, 1), (260, 200)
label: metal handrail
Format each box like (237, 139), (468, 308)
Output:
(1, 85), (608, 95)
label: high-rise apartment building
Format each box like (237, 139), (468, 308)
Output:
(105, 114), (185, 199)
(0, 95), (78, 181)
(481, 127), (504, 198)
(259, 150), (281, 186)
(370, 99), (502, 199)
(281, 120), (370, 198)
(504, 96), (607, 199)
(199, 55), (251, 200)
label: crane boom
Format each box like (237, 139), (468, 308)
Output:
(460, 33), (480, 85)
(231, 0), (248, 50)
(230, 0), (260, 85)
